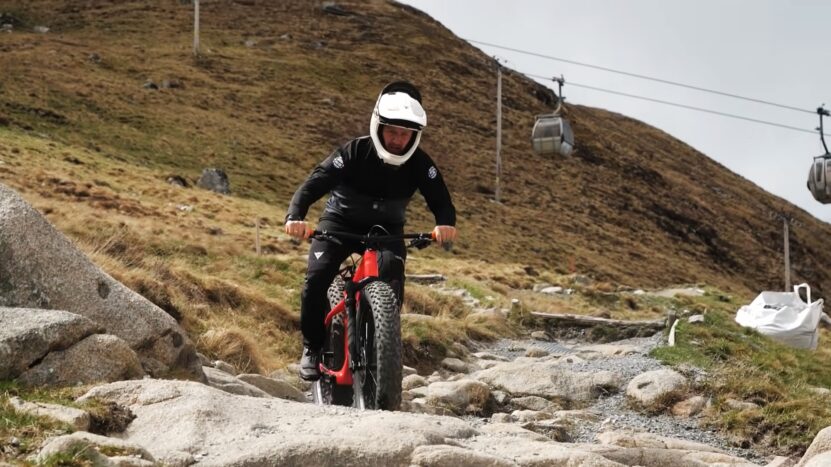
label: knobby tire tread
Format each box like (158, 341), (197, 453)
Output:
(360, 281), (402, 411)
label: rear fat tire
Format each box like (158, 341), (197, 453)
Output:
(318, 276), (352, 406)
(356, 281), (402, 410)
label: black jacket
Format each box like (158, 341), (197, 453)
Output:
(287, 136), (456, 228)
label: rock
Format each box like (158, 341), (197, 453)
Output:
(9, 397), (90, 431)
(203, 366), (270, 398)
(197, 168), (231, 194)
(143, 80), (158, 90)
(525, 347), (550, 358)
(473, 352), (509, 362)
(166, 175), (189, 187)
(723, 398), (760, 411)
(409, 444), (517, 467)
(688, 314), (705, 324)
(511, 409), (552, 423)
(402, 374), (428, 390)
(596, 430), (726, 453)
(197, 352), (211, 366)
(269, 366), (311, 392)
(0, 308), (101, 379)
(671, 395), (707, 417)
(478, 361), (499, 370)
(491, 412), (513, 423)
(532, 283), (553, 292)
(473, 360), (623, 402)
(33, 25), (49, 34)
(540, 286), (564, 295)
(558, 354), (584, 365)
(212, 360), (236, 375)
(512, 395), (555, 412)
(803, 452), (831, 467)
(588, 444), (756, 467)
(161, 78), (184, 89)
(408, 398), (454, 416)
(765, 456), (796, 467)
(652, 287), (705, 298)
(441, 357), (469, 373)
(463, 429), (623, 466)
(520, 419), (571, 442)
(236, 374), (305, 401)
(576, 343), (641, 357)
(426, 379), (490, 415)
(548, 409), (602, 425)
(808, 386), (831, 397)
(530, 331), (550, 341)
(626, 369), (687, 411)
(491, 390), (510, 405)
(403, 365), (417, 377)
(37, 431), (155, 464)
(0, 184), (201, 378)
(20, 333), (145, 386)
(409, 386), (427, 397)
(799, 426), (831, 466)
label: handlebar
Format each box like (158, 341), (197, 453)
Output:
(309, 229), (450, 251)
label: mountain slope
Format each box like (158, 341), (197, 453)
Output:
(0, 0), (829, 299)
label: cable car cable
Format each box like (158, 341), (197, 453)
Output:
(520, 71), (831, 137)
(467, 38), (817, 115)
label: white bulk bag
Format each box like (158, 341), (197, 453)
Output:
(735, 283), (824, 350)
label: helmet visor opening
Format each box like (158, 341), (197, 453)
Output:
(378, 124), (417, 156)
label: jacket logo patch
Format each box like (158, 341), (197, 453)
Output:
(428, 166), (437, 179)
(313, 251), (324, 260)
(333, 155), (344, 169)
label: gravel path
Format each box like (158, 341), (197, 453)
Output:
(484, 334), (772, 466)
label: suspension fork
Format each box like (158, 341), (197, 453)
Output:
(345, 280), (359, 371)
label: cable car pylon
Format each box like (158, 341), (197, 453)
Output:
(531, 75), (574, 156)
(807, 105), (831, 203)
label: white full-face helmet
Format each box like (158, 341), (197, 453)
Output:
(370, 81), (427, 166)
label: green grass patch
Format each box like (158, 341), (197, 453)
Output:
(650, 296), (831, 455)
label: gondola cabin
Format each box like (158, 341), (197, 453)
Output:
(807, 154), (831, 204)
(532, 114), (574, 156)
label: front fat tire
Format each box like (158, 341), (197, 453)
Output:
(358, 281), (402, 411)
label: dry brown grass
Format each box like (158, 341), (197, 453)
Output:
(196, 327), (267, 375)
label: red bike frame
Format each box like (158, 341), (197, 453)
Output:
(319, 249), (380, 386)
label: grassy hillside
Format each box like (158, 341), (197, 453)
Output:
(2, 0), (830, 297)
(2, 0), (831, 458)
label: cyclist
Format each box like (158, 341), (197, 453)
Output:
(284, 81), (457, 381)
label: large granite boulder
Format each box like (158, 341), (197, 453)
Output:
(0, 183), (201, 378)
(471, 359), (623, 402)
(0, 308), (100, 379)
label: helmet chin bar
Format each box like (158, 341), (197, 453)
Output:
(370, 111), (422, 166)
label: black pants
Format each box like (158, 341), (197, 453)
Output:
(301, 218), (406, 350)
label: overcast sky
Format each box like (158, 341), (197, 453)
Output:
(401, 0), (831, 223)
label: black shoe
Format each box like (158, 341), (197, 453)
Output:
(299, 346), (321, 381)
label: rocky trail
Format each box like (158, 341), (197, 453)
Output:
(2, 185), (827, 466)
